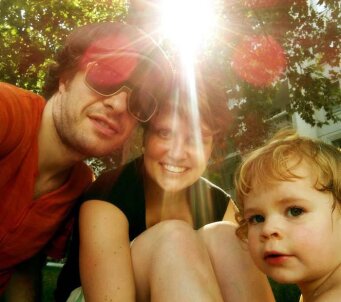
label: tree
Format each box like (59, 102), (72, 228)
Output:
(128, 0), (340, 151)
(1, 0), (340, 154)
(0, 0), (127, 92)
(0, 0), (129, 172)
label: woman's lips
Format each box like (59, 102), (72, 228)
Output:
(162, 163), (187, 173)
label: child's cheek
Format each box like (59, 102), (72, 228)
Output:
(291, 225), (322, 250)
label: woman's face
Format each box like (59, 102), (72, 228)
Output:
(143, 107), (214, 192)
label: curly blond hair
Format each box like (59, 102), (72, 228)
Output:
(234, 128), (341, 240)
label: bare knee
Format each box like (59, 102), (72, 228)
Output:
(199, 221), (245, 249)
(132, 220), (199, 260)
(131, 221), (201, 301)
(131, 221), (224, 302)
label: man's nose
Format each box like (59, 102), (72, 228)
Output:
(103, 90), (128, 114)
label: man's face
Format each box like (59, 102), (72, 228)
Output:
(52, 70), (137, 158)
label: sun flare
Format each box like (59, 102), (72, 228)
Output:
(159, 0), (219, 57)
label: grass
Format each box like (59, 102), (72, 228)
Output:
(42, 265), (61, 302)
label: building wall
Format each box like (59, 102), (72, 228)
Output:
(292, 106), (341, 148)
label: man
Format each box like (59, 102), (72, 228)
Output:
(0, 21), (172, 301)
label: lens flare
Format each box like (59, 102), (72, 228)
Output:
(160, 0), (218, 57)
(232, 35), (287, 87)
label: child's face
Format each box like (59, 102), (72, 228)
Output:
(243, 161), (341, 287)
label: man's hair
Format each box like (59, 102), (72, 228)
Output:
(43, 21), (172, 99)
(234, 128), (341, 239)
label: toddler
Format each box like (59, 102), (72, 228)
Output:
(234, 129), (341, 302)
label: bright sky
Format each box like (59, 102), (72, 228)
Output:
(159, 0), (219, 59)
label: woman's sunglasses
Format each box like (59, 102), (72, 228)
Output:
(84, 60), (158, 122)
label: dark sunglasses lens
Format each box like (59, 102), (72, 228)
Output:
(129, 89), (157, 121)
(86, 62), (126, 95)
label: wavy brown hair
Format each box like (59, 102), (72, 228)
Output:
(43, 22), (173, 100)
(143, 69), (233, 158)
(234, 128), (341, 240)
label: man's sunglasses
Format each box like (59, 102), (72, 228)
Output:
(84, 60), (158, 122)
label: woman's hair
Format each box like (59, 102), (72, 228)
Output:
(43, 21), (173, 99)
(234, 128), (341, 240)
(144, 68), (233, 152)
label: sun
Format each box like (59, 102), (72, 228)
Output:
(159, 0), (219, 58)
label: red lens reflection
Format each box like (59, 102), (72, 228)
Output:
(232, 35), (287, 87)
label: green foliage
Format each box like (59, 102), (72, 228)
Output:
(126, 0), (340, 152)
(1, 0), (340, 154)
(0, 0), (128, 173)
(0, 0), (128, 92)
(205, 0), (340, 151)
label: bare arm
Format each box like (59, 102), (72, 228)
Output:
(79, 200), (135, 302)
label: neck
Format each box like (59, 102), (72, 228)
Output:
(299, 262), (341, 302)
(38, 100), (85, 183)
(144, 170), (193, 227)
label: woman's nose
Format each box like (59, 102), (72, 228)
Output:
(168, 136), (187, 160)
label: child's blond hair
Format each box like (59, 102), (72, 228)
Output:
(234, 128), (341, 240)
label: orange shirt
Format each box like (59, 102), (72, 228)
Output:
(0, 83), (93, 293)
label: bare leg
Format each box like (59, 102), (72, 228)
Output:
(131, 220), (223, 302)
(199, 221), (275, 302)
(2, 253), (45, 302)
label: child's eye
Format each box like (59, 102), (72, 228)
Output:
(247, 215), (265, 225)
(287, 207), (304, 217)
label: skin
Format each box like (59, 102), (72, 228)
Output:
(79, 103), (274, 302)
(198, 222), (275, 302)
(143, 107), (213, 193)
(79, 201), (135, 302)
(53, 70), (138, 302)
(131, 107), (274, 301)
(131, 220), (224, 302)
(244, 161), (341, 301)
(33, 70), (136, 199)
(51, 71), (137, 159)
(4, 68), (137, 302)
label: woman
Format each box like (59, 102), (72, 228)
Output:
(55, 73), (274, 302)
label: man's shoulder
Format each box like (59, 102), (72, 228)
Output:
(0, 83), (46, 157)
(0, 82), (46, 105)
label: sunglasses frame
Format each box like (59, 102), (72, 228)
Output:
(84, 60), (158, 122)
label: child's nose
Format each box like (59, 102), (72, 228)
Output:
(260, 218), (282, 241)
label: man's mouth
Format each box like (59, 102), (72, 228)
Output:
(90, 116), (120, 137)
